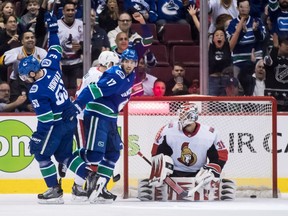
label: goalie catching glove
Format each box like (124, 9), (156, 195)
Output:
(195, 163), (221, 187)
(148, 154), (174, 187)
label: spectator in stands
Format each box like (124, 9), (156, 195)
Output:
(209, 28), (233, 96)
(187, 4), (200, 32)
(0, 81), (27, 112)
(0, 0), (16, 30)
(264, 36), (288, 111)
(225, 75), (239, 96)
(165, 63), (191, 96)
(188, 78), (200, 94)
(208, 0), (238, 36)
(98, 0), (119, 33)
(226, 0), (266, 96)
(0, 30), (46, 112)
(124, 0), (158, 23)
(57, 1), (83, 97)
(108, 12), (143, 51)
(137, 53), (158, 96)
(215, 13), (233, 31)
(19, 0), (40, 33)
(0, 14), (21, 81)
(268, 0), (288, 48)
(250, 0), (268, 19)
(152, 78), (166, 97)
(56, 0), (83, 20)
(90, 8), (110, 62)
(251, 59), (266, 96)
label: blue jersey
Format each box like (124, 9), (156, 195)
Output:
(76, 65), (135, 122)
(29, 33), (70, 135)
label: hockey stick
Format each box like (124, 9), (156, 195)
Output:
(137, 151), (188, 198)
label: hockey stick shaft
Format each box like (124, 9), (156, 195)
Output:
(137, 151), (188, 198)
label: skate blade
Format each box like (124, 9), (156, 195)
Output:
(71, 195), (89, 203)
(89, 196), (114, 204)
(38, 197), (64, 204)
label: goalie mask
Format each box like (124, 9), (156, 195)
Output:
(178, 102), (198, 129)
(98, 51), (119, 69)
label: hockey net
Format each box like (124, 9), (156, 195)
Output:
(113, 96), (278, 199)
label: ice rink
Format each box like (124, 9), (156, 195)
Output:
(0, 194), (288, 216)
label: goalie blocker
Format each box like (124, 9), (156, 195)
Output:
(138, 177), (236, 201)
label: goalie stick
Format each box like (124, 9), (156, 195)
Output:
(137, 151), (188, 198)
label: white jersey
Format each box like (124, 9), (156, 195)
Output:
(153, 120), (226, 173)
(3, 46), (47, 80)
(57, 18), (83, 65)
(76, 66), (103, 119)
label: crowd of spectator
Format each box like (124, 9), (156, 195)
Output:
(0, 0), (288, 112)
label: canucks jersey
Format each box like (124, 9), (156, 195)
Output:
(29, 32), (70, 135)
(151, 121), (228, 173)
(76, 65), (135, 122)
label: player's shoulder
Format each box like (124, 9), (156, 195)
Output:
(199, 123), (217, 134)
(107, 65), (127, 80)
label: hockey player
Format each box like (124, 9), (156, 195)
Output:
(18, 12), (89, 204)
(62, 48), (138, 203)
(141, 102), (232, 201)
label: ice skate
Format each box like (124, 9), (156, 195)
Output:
(86, 171), (97, 198)
(71, 183), (88, 202)
(38, 179), (64, 204)
(90, 187), (117, 204)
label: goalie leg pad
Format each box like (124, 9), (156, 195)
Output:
(148, 154), (174, 187)
(138, 179), (168, 201)
(220, 178), (236, 200)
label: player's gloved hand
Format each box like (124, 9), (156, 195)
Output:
(195, 163), (221, 186)
(29, 132), (46, 154)
(44, 12), (58, 33)
(263, 55), (273, 66)
(62, 101), (82, 122)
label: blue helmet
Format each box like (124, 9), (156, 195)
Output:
(18, 55), (41, 78)
(121, 49), (138, 62)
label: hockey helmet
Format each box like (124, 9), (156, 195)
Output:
(18, 55), (41, 82)
(178, 102), (198, 129)
(98, 51), (119, 69)
(121, 48), (138, 62)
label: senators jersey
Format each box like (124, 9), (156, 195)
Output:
(76, 65), (135, 122)
(151, 121), (228, 173)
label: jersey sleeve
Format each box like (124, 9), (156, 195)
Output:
(207, 128), (228, 169)
(151, 124), (173, 156)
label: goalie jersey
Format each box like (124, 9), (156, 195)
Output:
(76, 65), (135, 122)
(151, 121), (228, 174)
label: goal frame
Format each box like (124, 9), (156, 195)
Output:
(122, 96), (278, 198)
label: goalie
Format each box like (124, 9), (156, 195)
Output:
(139, 102), (235, 201)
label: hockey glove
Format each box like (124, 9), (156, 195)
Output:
(44, 12), (58, 33)
(195, 163), (221, 187)
(62, 101), (82, 122)
(29, 132), (46, 154)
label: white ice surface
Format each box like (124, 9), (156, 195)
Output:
(0, 194), (288, 216)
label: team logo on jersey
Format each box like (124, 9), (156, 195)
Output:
(116, 69), (125, 79)
(41, 59), (52, 67)
(29, 84), (38, 93)
(275, 64), (288, 83)
(177, 142), (197, 166)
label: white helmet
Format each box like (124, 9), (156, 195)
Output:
(178, 102), (198, 129)
(98, 51), (119, 69)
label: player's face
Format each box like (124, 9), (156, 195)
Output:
(22, 32), (36, 49)
(121, 59), (137, 75)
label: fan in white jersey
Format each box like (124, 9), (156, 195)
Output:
(149, 102), (228, 187)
